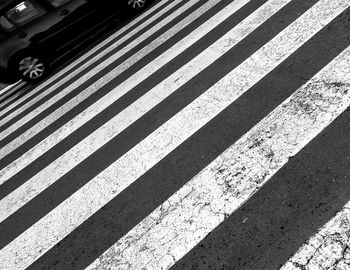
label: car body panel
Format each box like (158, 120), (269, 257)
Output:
(0, 0), (148, 83)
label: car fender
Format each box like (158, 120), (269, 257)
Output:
(0, 39), (29, 68)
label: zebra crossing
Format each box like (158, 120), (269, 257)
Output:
(0, 0), (349, 269)
(282, 200), (350, 270)
(0, 82), (26, 111)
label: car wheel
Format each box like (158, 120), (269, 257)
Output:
(13, 54), (48, 83)
(127, 0), (148, 11)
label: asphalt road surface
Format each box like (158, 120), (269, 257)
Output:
(0, 0), (350, 269)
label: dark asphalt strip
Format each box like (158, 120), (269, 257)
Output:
(0, 0), (190, 129)
(0, 0), (173, 122)
(0, 0), (323, 251)
(0, 0), (268, 185)
(0, 84), (22, 102)
(171, 105), (350, 270)
(0, 0), (286, 237)
(0, 83), (29, 108)
(20, 3), (350, 270)
(0, 85), (32, 111)
(0, 0), (219, 169)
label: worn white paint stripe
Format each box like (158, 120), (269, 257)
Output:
(0, 0), (265, 220)
(0, 0), (224, 161)
(0, 1), (347, 269)
(0, 81), (24, 102)
(0, 84), (14, 97)
(0, 83), (18, 97)
(281, 201), (350, 270)
(0, 0), (251, 183)
(0, 0), (183, 124)
(0, 0), (176, 120)
(86, 43), (350, 270)
(0, 93), (21, 112)
(0, 84), (28, 112)
(17, 0), (175, 95)
(0, 82), (28, 110)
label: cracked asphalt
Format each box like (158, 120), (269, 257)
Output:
(0, 0), (349, 269)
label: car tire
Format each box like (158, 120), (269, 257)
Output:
(10, 52), (48, 83)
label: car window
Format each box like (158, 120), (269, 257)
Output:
(45, 0), (71, 8)
(3, 0), (44, 29)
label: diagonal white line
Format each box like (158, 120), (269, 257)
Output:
(0, 0), (272, 221)
(1, 0), (347, 269)
(0, 0), (251, 183)
(0, 0), (225, 161)
(0, 0), (174, 120)
(0, 81), (24, 103)
(281, 201), (350, 270)
(0, 84), (14, 97)
(87, 42), (350, 270)
(0, 84), (28, 112)
(25, 0), (176, 94)
(0, 82), (19, 97)
(0, 0), (177, 120)
(0, 93), (22, 112)
(0, 0), (181, 122)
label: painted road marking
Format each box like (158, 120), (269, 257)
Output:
(0, 0), (283, 222)
(0, 0), (227, 161)
(0, 0), (177, 120)
(0, 0), (251, 183)
(281, 202), (350, 270)
(87, 43), (350, 270)
(0, 0), (183, 124)
(0, 81), (23, 102)
(0, 83), (28, 112)
(0, 0), (347, 268)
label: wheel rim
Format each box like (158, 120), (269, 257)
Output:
(18, 56), (45, 80)
(128, 0), (146, 9)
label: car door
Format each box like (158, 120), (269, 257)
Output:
(34, 0), (122, 54)
(27, 0), (96, 54)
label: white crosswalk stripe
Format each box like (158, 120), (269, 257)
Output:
(0, 0), (272, 223)
(0, 81), (24, 105)
(0, 0), (250, 184)
(0, 0), (244, 168)
(87, 39), (350, 270)
(0, 0), (197, 137)
(282, 199), (350, 270)
(0, 0), (349, 269)
(0, 0), (178, 120)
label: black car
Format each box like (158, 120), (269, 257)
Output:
(0, 0), (152, 83)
